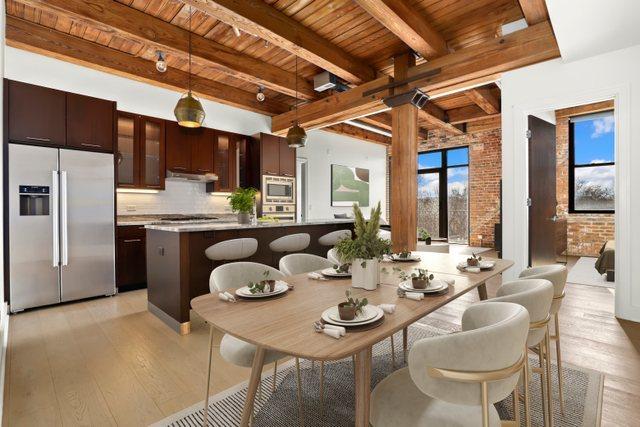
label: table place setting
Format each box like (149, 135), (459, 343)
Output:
(320, 263), (352, 278)
(386, 250), (421, 263)
(307, 271), (329, 281)
(217, 291), (237, 303)
(456, 253), (496, 273)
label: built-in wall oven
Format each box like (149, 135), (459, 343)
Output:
(262, 175), (296, 222)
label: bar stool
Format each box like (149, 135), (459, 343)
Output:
(485, 278), (554, 427)
(269, 233), (310, 266)
(318, 229), (352, 247)
(519, 264), (568, 413)
(204, 237), (258, 261)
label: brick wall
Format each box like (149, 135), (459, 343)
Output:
(387, 124), (502, 248)
(555, 114), (615, 256)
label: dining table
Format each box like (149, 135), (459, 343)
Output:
(191, 251), (513, 427)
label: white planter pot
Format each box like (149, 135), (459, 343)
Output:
(352, 258), (379, 291)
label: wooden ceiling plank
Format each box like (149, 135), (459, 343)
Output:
(555, 100), (614, 118)
(181, 0), (376, 84)
(272, 22), (559, 133)
(323, 123), (391, 145)
(359, 111), (429, 139)
(447, 104), (500, 124)
(465, 87), (500, 114)
(6, 16), (287, 116)
(354, 0), (448, 59)
(518, 0), (549, 26)
(17, 0), (315, 100)
(417, 108), (463, 135)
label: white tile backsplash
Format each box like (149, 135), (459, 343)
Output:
(117, 180), (232, 215)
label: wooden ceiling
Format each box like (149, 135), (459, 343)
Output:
(5, 0), (555, 144)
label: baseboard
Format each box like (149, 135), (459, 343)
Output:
(0, 302), (9, 423)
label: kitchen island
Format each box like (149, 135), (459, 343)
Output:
(145, 219), (354, 334)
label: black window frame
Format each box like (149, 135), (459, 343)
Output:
(568, 111), (615, 214)
(417, 146), (470, 241)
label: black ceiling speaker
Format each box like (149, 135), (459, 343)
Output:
(382, 88), (429, 109)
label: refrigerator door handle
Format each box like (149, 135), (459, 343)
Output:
(52, 170), (60, 267)
(61, 170), (69, 266)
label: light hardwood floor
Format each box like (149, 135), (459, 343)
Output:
(3, 265), (639, 426)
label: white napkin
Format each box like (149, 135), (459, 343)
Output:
(442, 278), (455, 285)
(378, 304), (396, 314)
(406, 292), (424, 301)
(307, 272), (327, 281)
(323, 328), (341, 339)
(324, 324), (346, 336)
(218, 292), (230, 302)
(466, 267), (481, 273)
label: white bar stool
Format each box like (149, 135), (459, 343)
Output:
(204, 237), (258, 261)
(318, 229), (352, 246)
(269, 233), (310, 266)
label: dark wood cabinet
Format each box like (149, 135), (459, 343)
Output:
(117, 112), (165, 189)
(165, 122), (215, 174)
(8, 80), (66, 146)
(191, 128), (215, 174)
(66, 92), (115, 151)
(213, 131), (237, 192)
(116, 226), (147, 288)
(165, 121), (192, 172)
(251, 133), (296, 178)
(261, 133), (281, 176)
(279, 139), (296, 177)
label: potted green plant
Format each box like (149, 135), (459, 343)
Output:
(466, 252), (482, 267)
(227, 187), (258, 224)
(248, 270), (276, 293)
(395, 267), (435, 289)
(338, 290), (368, 320)
(418, 228), (431, 245)
(335, 202), (391, 290)
(332, 263), (351, 274)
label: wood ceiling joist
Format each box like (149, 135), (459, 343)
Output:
(447, 104), (500, 125)
(17, 0), (315, 100)
(418, 107), (464, 136)
(465, 87), (500, 114)
(181, 0), (376, 84)
(272, 22), (559, 134)
(323, 123), (391, 146)
(6, 16), (288, 116)
(555, 100), (614, 119)
(359, 112), (429, 139)
(518, 0), (550, 26)
(354, 0), (449, 59)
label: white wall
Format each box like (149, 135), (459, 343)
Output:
(501, 45), (639, 321)
(297, 130), (387, 219)
(0, 5), (8, 421)
(4, 47), (387, 219)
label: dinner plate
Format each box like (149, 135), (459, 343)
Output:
(457, 260), (496, 270)
(328, 305), (378, 324)
(390, 254), (421, 262)
(321, 268), (352, 278)
(235, 281), (289, 298)
(399, 279), (448, 294)
(321, 305), (384, 326)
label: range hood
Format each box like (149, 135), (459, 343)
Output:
(166, 170), (218, 183)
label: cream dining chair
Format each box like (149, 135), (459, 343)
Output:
(205, 262), (303, 426)
(519, 264), (568, 413)
(326, 247), (343, 265)
(486, 278), (555, 427)
(370, 301), (530, 427)
(279, 253), (334, 276)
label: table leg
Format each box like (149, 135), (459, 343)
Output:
(240, 346), (266, 427)
(477, 282), (488, 300)
(402, 327), (408, 361)
(354, 347), (372, 427)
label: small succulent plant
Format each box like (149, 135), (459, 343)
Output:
(343, 289), (368, 315)
(333, 263), (351, 273)
(467, 252), (482, 266)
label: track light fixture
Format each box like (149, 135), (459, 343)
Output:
(256, 86), (265, 102)
(155, 51), (167, 73)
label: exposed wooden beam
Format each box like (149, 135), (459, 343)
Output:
(447, 105), (500, 125)
(355, 0), (448, 59)
(17, 0), (315, 100)
(182, 0), (376, 84)
(518, 0), (550, 26)
(555, 100), (614, 118)
(465, 88), (500, 114)
(323, 123), (391, 145)
(6, 16), (287, 116)
(418, 108), (464, 135)
(272, 22), (559, 133)
(359, 112), (429, 139)
(271, 76), (392, 135)
(466, 116), (501, 133)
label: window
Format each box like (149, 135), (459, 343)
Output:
(417, 147), (469, 243)
(569, 111), (615, 213)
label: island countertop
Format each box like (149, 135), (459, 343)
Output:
(144, 218), (354, 232)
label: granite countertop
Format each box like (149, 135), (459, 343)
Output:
(144, 218), (355, 232)
(117, 213), (234, 226)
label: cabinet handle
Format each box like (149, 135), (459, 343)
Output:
(123, 239), (142, 243)
(26, 136), (51, 142)
(172, 166), (187, 171)
(282, 173), (294, 177)
(81, 143), (102, 148)
(265, 171), (278, 175)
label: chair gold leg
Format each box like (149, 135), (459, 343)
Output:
(513, 385), (521, 426)
(319, 361), (325, 416)
(295, 358), (304, 427)
(554, 313), (565, 414)
(402, 327), (408, 362)
(272, 360), (278, 393)
(523, 349), (531, 427)
(311, 360), (315, 370)
(538, 343), (549, 427)
(258, 377), (262, 402)
(481, 381), (490, 427)
(390, 335), (396, 368)
(352, 355), (356, 375)
(545, 329), (555, 427)
(203, 325), (215, 427)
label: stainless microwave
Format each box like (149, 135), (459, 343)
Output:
(262, 175), (295, 205)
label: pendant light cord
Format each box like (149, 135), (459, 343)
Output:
(294, 55), (298, 123)
(188, 5), (192, 94)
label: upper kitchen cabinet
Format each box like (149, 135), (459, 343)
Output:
(279, 138), (296, 177)
(66, 93), (115, 152)
(165, 122), (214, 174)
(116, 112), (165, 189)
(8, 80), (66, 146)
(213, 131), (238, 192)
(254, 133), (296, 177)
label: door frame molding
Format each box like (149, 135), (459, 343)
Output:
(503, 83), (632, 320)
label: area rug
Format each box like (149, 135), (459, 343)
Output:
(568, 257), (614, 289)
(154, 322), (603, 427)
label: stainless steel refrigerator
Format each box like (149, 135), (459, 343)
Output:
(8, 144), (116, 312)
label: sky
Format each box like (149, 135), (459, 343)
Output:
(573, 113), (615, 196)
(417, 148), (469, 198)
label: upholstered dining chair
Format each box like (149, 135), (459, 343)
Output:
(519, 264), (568, 413)
(487, 279), (555, 427)
(206, 262), (303, 425)
(370, 301), (530, 427)
(326, 247), (343, 265)
(279, 253), (334, 276)
(317, 229), (352, 247)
